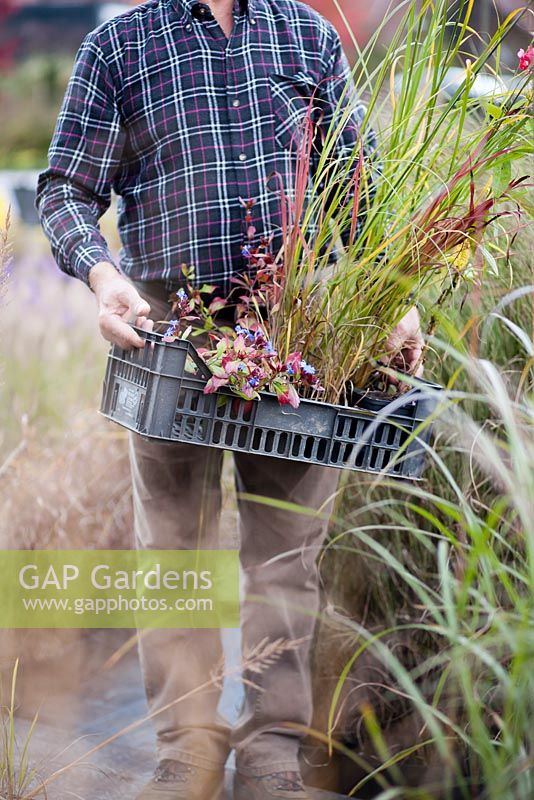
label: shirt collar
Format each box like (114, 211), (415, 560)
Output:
(172, 0), (257, 22)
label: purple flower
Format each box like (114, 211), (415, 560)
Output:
(177, 288), (188, 301)
(248, 377), (260, 388)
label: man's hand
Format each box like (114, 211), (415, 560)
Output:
(384, 306), (424, 385)
(89, 262), (152, 349)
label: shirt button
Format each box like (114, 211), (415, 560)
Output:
(185, 23), (192, 31)
(250, 17), (257, 25)
(232, 99), (240, 108)
(192, 3), (214, 20)
(239, 153), (247, 162)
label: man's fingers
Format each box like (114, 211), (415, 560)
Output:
(100, 313), (146, 349)
(384, 308), (425, 379)
(135, 299), (151, 318)
(382, 343), (425, 386)
(402, 345), (423, 374)
(94, 274), (153, 348)
(114, 286), (151, 321)
(137, 317), (154, 333)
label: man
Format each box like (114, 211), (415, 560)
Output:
(36, 1), (424, 798)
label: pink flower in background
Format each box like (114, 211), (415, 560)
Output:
(517, 45), (534, 71)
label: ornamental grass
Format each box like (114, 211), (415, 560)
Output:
(267, 0), (533, 402)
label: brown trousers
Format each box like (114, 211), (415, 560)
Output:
(129, 281), (340, 775)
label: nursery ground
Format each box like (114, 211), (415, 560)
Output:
(14, 629), (349, 800)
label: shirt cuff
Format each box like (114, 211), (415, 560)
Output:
(71, 244), (119, 286)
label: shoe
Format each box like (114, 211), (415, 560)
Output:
(234, 770), (311, 799)
(135, 759), (225, 799)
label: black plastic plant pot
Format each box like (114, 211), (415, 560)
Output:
(100, 328), (441, 480)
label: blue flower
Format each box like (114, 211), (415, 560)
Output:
(235, 324), (249, 337)
(286, 365), (295, 376)
(265, 340), (276, 355)
(176, 289), (188, 301)
(242, 246), (252, 258)
(248, 377), (260, 388)
(164, 320), (179, 336)
(300, 360), (316, 376)
(237, 363), (248, 372)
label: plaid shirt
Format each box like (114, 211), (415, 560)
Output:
(36, 0), (377, 294)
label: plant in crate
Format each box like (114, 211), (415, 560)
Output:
(102, 2), (533, 477)
(163, 1), (532, 410)
(162, 264), (324, 409)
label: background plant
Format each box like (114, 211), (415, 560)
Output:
(0, 56), (72, 170)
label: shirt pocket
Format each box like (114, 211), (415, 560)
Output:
(268, 70), (321, 151)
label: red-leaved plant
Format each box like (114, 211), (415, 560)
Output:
(162, 263), (322, 409)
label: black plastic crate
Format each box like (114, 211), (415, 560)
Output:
(100, 329), (440, 479)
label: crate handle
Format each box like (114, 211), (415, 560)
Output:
(185, 342), (214, 381)
(131, 325), (214, 381)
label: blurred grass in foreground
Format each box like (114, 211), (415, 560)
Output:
(312, 326), (534, 797)
(307, 215), (534, 796)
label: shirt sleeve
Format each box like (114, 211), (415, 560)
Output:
(316, 28), (380, 243)
(35, 34), (126, 285)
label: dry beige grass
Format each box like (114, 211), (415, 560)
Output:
(0, 413), (133, 709)
(0, 413), (132, 552)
